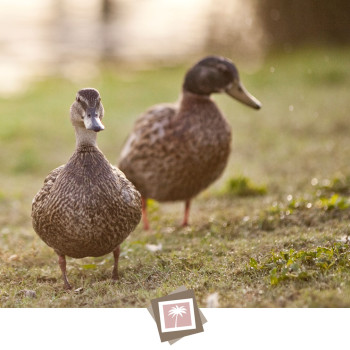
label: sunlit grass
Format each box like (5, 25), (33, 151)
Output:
(1, 47), (350, 307)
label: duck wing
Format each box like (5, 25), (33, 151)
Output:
(119, 104), (176, 170)
(111, 165), (141, 210)
(32, 165), (65, 210)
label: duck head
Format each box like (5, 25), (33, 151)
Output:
(183, 56), (261, 109)
(70, 88), (105, 132)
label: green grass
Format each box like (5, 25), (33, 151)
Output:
(249, 243), (350, 286)
(1, 47), (350, 307)
(223, 176), (267, 197)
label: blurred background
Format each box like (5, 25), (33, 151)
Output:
(1, 0), (349, 94)
(1, 0), (350, 232)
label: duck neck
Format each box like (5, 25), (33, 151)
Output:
(180, 90), (211, 103)
(74, 126), (98, 149)
(178, 90), (213, 111)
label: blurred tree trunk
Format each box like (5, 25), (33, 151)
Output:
(256, 0), (350, 48)
(100, 0), (117, 61)
(52, 0), (68, 65)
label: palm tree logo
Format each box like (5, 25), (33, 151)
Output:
(168, 305), (187, 328)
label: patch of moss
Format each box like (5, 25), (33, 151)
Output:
(248, 243), (350, 286)
(223, 176), (267, 197)
(313, 175), (350, 196)
(315, 194), (350, 211)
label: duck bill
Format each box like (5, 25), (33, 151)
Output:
(225, 82), (262, 110)
(84, 108), (105, 132)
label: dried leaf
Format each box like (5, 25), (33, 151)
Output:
(18, 290), (36, 298)
(206, 292), (219, 308)
(146, 243), (163, 252)
(8, 254), (18, 262)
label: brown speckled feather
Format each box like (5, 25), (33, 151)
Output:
(32, 145), (141, 258)
(119, 93), (232, 201)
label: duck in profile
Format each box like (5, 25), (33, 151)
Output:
(32, 88), (141, 289)
(118, 56), (261, 230)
